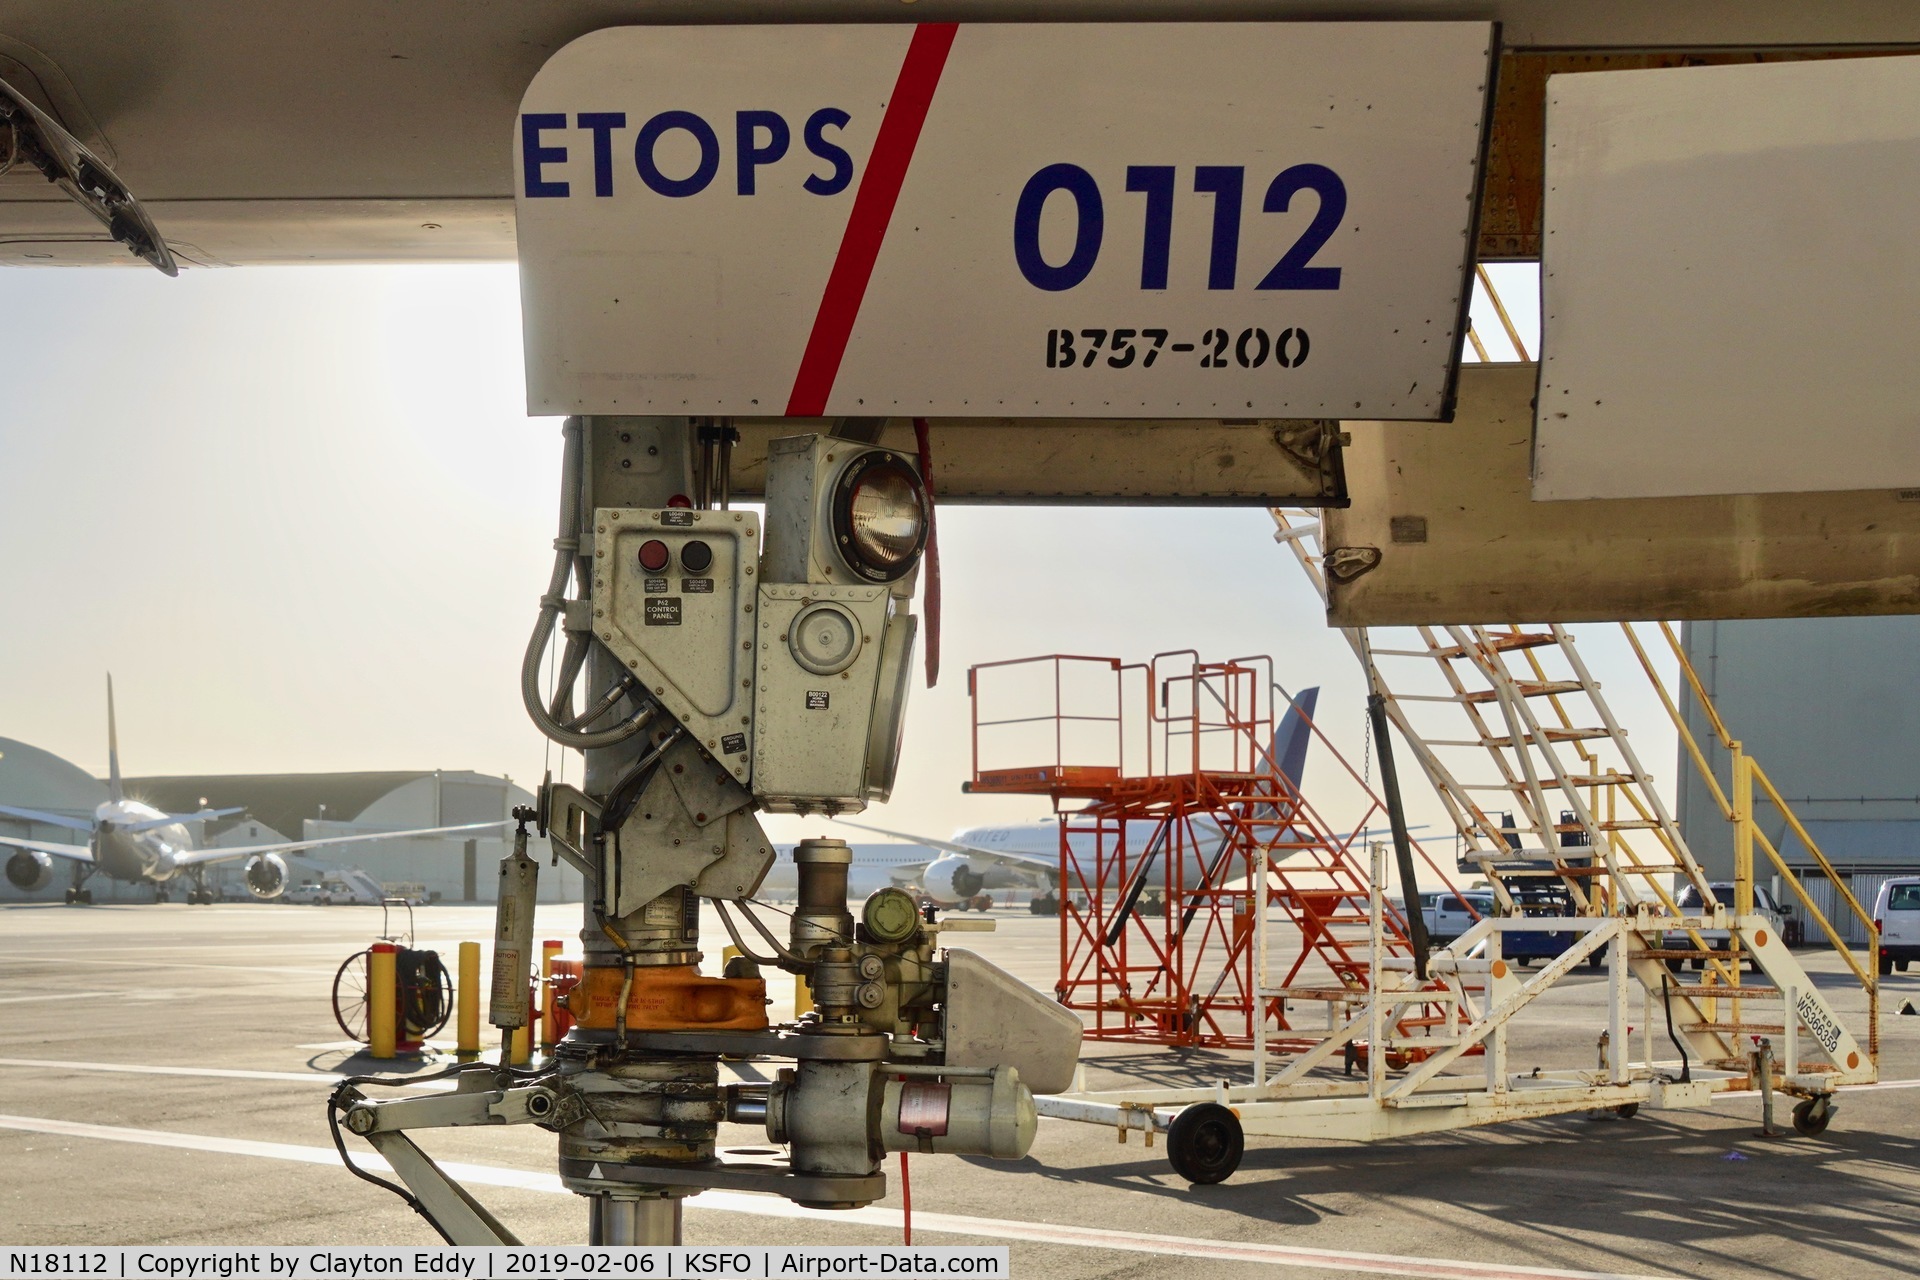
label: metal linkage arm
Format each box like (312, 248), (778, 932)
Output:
(343, 1084), (566, 1135)
(331, 1081), (561, 1246)
(357, 1129), (523, 1246)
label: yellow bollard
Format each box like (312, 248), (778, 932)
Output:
(369, 944), (397, 1060)
(456, 942), (480, 1060)
(540, 939), (563, 1055)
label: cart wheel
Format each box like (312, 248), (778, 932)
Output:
(1791, 1098), (1833, 1138)
(1614, 1103), (1640, 1119)
(332, 949), (373, 1042)
(1167, 1103), (1244, 1185)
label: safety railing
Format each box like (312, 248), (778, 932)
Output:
(967, 654), (1130, 795)
(1623, 621), (1880, 1016)
(1146, 650), (1275, 780)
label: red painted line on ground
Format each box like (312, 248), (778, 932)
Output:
(785, 22), (957, 417)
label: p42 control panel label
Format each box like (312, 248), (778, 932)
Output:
(516, 22), (1493, 420)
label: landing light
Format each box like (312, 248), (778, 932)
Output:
(833, 452), (929, 584)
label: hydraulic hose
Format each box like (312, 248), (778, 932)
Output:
(521, 417), (655, 750)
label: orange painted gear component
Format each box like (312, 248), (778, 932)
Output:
(562, 962), (769, 1032)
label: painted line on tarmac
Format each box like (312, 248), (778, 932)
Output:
(1716, 1076), (1920, 1100)
(0, 954), (337, 975)
(0, 1058), (455, 1090)
(0, 990), (121, 1004)
(0, 1112), (1673, 1280)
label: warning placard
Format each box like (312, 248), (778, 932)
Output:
(515, 22), (1493, 419)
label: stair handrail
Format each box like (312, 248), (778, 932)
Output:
(1623, 622), (1879, 1006)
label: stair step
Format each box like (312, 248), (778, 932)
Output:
(1638, 948), (1741, 960)
(1692, 1022), (1788, 1035)
(1457, 681), (1585, 704)
(1429, 633), (1559, 659)
(1672, 985), (1782, 999)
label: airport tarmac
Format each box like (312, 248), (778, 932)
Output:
(3, 901), (1919, 1279)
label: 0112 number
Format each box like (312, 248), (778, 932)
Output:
(1015, 163), (1346, 293)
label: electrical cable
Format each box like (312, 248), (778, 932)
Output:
(521, 418), (655, 750)
(712, 898), (782, 967)
(326, 1058), (547, 1241)
(325, 1093), (452, 1243)
(1660, 971), (1692, 1084)
(900, 1151), (912, 1246)
(734, 896), (819, 961)
(545, 634), (592, 724)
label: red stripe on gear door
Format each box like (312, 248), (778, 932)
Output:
(785, 22), (958, 417)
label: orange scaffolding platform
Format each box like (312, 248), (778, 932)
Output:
(968, 651), (1477, 1056)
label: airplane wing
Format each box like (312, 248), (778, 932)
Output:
(0, 833), (94, 863)
(0, 803), (94, 832)
(170, 820), (511, 868)
(830, 819), (1055, 872)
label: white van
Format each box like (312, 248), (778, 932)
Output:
(1873, 877), (1920, 974)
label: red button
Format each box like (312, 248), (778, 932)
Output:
(638, 539), (670, 572)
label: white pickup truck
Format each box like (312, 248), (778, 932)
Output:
(1664, 881), (1794, 968)
(1420, 890), (1496, 945)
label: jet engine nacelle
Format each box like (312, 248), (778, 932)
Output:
(244, 852), (288, 899)
(5, 849), (54, 892)
(919, 855), (983, 907)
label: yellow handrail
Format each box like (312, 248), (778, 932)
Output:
(1750, 758), (1879, 946)
(1624, 620), (1879, 1041)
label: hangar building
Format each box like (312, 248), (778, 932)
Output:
(1679, 617), (1920, 944)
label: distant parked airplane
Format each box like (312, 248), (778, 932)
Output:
(0, 677), (507, 904)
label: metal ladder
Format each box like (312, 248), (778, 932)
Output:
(1268, 508), (1874, 1084)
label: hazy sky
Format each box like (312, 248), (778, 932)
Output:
(0, 261), (1676, 847)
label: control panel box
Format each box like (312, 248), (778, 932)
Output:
(592, 507), (759, 782)
(752, 582), (893, 812)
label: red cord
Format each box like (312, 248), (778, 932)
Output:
(912, 417), (940, 688)
(900, 1151), (912, 1244)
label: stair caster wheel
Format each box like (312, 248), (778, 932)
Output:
(1791, 1097), (1835, 1138)
(1613, 1103), (1639, 1119)
(1167, 1103), (1244, 1186)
